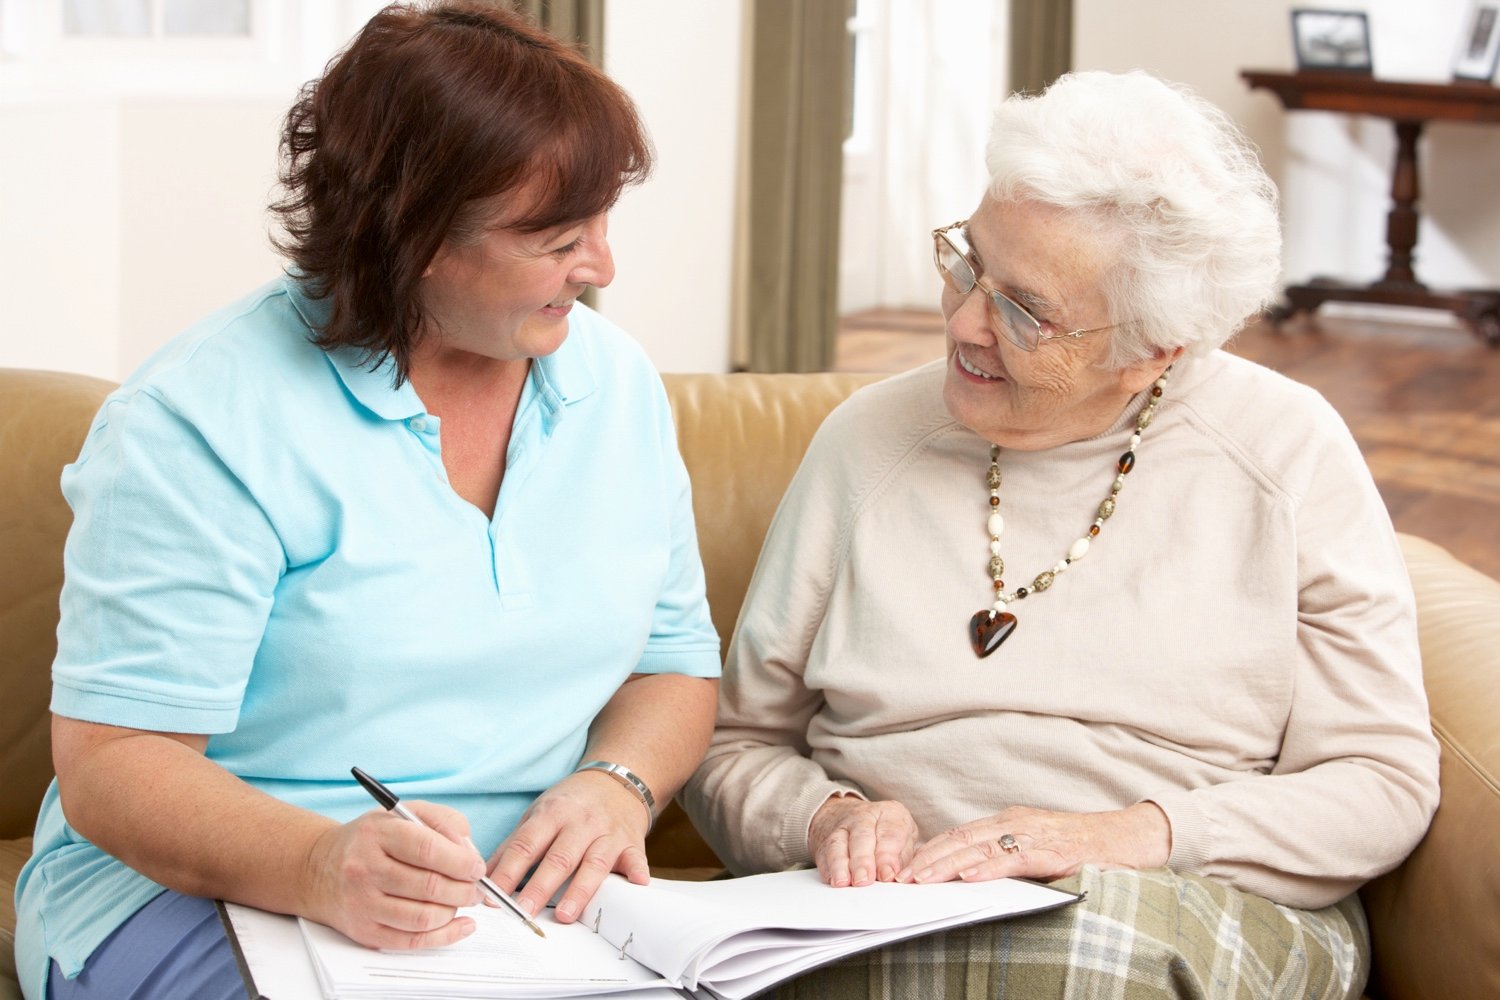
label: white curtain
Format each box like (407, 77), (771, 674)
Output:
(842, 0), (1008, 313)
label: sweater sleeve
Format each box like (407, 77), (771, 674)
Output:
(680, 418), (869, 875)
(1149, 405), (1440, 909)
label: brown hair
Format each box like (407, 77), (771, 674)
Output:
(271, 1), (652, 381)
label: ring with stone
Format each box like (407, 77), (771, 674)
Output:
(999, 833), (1020, 854)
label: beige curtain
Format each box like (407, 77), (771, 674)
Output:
(735, 0), (854, 373)
(1009, 0), (1072, 95)
(508, 0), (604, 63)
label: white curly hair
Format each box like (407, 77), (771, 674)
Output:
(985, 70), (1282, 367)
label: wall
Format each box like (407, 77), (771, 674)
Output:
(0, 100), (124, 378)
(115, 100), (288, 377)
(0, 1), (355, 381)
(1074, 0), (1500, 302)
(0, 2), (740, 381)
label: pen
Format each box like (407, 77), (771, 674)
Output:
(350, 766), (546, 939)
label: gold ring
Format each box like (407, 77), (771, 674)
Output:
(999, 833), (1019, 853)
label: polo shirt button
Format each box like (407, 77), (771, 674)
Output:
(410, 417), (427, 433)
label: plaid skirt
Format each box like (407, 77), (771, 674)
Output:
(773, 866), (1369, 1000)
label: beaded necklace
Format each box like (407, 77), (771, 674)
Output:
(968, 366), (1172, 658)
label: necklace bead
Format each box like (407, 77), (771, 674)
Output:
(971, 365), (1172, 659)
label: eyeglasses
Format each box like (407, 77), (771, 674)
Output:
(931, 220), (1117, 352)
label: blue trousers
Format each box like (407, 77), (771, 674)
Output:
(47, 890), (246, 1000)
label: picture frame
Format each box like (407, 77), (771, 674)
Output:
(1453, 1), (1500, 83)
(1290, 9), (1373, 73)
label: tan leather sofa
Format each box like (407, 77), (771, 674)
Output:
(2, 365), (1497, 1000)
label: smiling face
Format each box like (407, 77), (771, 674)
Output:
(417, 193), (615, 365)
(941, 196), (1171, 451)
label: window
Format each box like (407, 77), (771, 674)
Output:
(63, 0), (252, 38)
(0, 1), (388, 98)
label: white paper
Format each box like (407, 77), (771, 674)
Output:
(225, 902), (684, 1000)
(299, 906), (672, 998)
(579, 870), (1078, 999)
(230, 869), (1078, 1000)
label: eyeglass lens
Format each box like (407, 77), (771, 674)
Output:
(934, 239), (974, 292)
(934, 234), (1038, 350)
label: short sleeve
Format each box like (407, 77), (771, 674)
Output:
(634, 379), (721, 679)
(51, 388), (284, 733)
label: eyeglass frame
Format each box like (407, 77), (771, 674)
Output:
(931, 219), (1120, 352)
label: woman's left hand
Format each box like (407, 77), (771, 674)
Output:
(896, 802), (1171, 885)
(486, 769), (651, 924)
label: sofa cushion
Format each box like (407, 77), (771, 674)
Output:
(660, 372), (882, 657)
(0, 836), (33, 999)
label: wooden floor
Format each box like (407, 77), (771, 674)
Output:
(835, 309), (1500, 581)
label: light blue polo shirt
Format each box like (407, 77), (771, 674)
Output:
(15, 276), (720, 996)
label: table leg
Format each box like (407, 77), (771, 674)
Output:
(1381, 119), (1423, 289)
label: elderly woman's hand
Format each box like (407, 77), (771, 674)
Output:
(896, 803), (1171, 885)
(808, 795), (921, 887)
(485, 769), (651, 924)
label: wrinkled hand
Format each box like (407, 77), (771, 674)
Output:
(808, 796), (920, 887)
(302, 801), (486, 950)
(897, 803), (1171, 885)
(486, 770), (651, 923)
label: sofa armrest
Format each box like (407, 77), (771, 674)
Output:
(0, 368), (116, 840)
(1363, 534), (1500, 1000)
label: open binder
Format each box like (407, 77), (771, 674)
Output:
(227, 868), (1079, 1000)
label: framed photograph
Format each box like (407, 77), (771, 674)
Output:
(1290, 9), (1373, 73)
(1453, 2), (1500, 82)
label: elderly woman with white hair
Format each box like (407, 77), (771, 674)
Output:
(681, 70), (1439, 999)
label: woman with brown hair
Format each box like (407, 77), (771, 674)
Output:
(15, 5), (719, 998)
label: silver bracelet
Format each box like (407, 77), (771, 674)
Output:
(575, 760), (656, 826)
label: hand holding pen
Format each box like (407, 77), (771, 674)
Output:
(352, 766), (545, 938)
(298, 770), (499, 951)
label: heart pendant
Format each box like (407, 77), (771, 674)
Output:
(969, 610), (1017, 658)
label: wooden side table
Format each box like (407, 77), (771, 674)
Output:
(1242, 69), (1500, 345)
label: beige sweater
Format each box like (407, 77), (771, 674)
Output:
(682, 352), (1440, 910)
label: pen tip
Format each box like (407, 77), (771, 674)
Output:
(531, 922), (546, 938)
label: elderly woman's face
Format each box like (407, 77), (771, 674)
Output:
(941, 197), (1164, 451)
(419, 197), (614, 363)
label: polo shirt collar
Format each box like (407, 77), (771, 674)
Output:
(282, 273), (426, 423)
(331, 349), (424, 422)
(530, 317), (598, 424)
